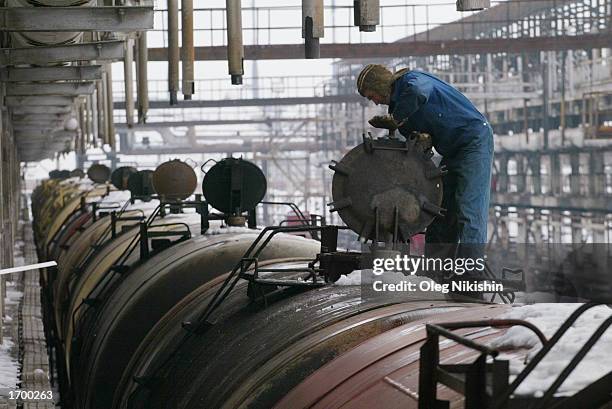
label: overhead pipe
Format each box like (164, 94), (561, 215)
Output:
(136, 31), (149, 124)
(302, 0), (324, 58)
(92, 87), (99, 148)
(104, 62), (115, 149)
(78, 102), (86, 155)
(226, 0), (244, 85)
(456, 0), (490, 11)
(353, 0), (379, 32)
(124, 37), (135, 127)
(181, 0), (195, 100)
(167, 0), (180, 104)
(85, 94), (92, 146)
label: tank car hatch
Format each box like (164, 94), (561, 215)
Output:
(87, 163), (111, 184)
(152, 159), (197, 201)
(329, 134), (445, 243)
(110, 166), (138, 190)
(202, 157), (267, 215)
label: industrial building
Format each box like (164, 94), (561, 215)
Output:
(0, 0), (611, 408)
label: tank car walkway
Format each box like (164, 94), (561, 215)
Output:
(0, 219), (56, 409)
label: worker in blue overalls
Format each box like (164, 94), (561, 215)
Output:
(356, 64), (494, 292)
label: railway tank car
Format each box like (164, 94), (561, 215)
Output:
(106, 143), (521, 409)
(34, 159), (331, 408)
(33, 146), (524, 409)
(73, 234), (320, 409)
(114, 266), (492, 409)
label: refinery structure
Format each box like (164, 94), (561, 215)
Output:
(0, 1), (611, 408)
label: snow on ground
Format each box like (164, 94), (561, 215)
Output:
(125, 199), (160, 212)
(0, 280), (22, 393)
(490, 303), (612, 397)
(0, 338), (19, 390)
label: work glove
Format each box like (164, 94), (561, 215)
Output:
(368, 115), (400, 131)
(408, 131), (433, 151)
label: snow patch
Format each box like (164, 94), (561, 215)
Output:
(490, 303), (612, 397)
(205, 226), (260, 235)
(0, 339), (19, 390)
(98, 190), (131, 204)
(1, 280), (21, 393)
(335, 270), (436, 287)
(335, 270), (363, 285)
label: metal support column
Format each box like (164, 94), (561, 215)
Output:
(569, 152), (581, 195)
(85, 94), (92, 147)
(550, 153), (561, 195)
(589, 151), (604, 196)
(528, 154), (541, 195)
(516, 154), (526, 193)
(542, 52), (550, 149)
(498, 153), (509, 193)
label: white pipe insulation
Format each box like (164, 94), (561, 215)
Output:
(226, 0), (244, 85)
(353, 0), (379, 32)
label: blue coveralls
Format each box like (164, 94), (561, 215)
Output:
(389, 71), (494, 250)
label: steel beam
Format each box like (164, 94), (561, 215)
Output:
(147, 33), (612, 60)
(10, 106), (72, 115)
(115, 117), (333, 128)
(120, 141), (318, 155)
(4, 96), (75, 107)
(115, 94), (363, 109)
(6, 82), (95, 96)
(0, 6), (153, 32)
(112, 91), (539, 110)
(0, 41), (124, 66)
(491, 194), (612, 214)
(13, 125), (63, 133)
(12, 120), (64, 128)
(15, 129), (75, 139)
(15, 130), (50, 138)
(0, 66), (102, 82)
(11, 113), (71, 121)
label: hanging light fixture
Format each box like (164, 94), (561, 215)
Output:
(456, 0), (490, 11)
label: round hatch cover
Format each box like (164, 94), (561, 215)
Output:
(330, 136), (444, 242)
(111, 166), (138, 190)
(87, 164), (111, 184)
(203, 158), (267, 214)
(128, 170), (156, 199)
(152, 159), (198, 200)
